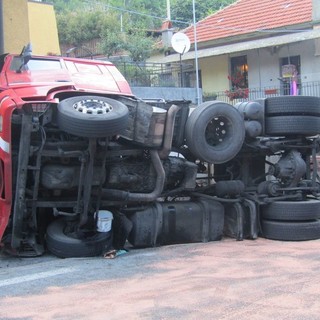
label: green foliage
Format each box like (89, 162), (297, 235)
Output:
(57, 10), (119, 44)
(124, 30), (154, 62)
(170, 0), (236, 28)
(99, 30), (125, 58)
(55, 1), (157, 62)
(54, 0), (237, 61)
(53, 0), (166, 29)
(116, 62), (152, 86)
(50, 0), (85, 13)
(203, 92), (218, 101)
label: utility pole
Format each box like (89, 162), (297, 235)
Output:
(192, 0), (200, 105)
(167, 0), (171, 20)
(0, 0), (4, 54)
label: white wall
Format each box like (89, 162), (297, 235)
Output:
(246, 39), (320, 89)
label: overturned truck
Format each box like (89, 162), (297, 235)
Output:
(0, 47), (319, 257)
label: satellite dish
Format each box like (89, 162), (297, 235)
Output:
(171, 32), (191, 55)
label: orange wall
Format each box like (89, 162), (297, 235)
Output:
(3, 0), (30, 54)
(2, 0), (60, 55)
(28, 1), (60, 55)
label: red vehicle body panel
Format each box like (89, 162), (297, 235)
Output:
(0, 54), (133, 241)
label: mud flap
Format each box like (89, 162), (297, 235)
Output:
(223, 199), (258, 240)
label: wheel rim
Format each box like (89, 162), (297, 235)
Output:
(73, 98), (113, 115)
(205, 116), (232, 147)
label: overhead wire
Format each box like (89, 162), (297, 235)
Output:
(82, 0), (312, 35)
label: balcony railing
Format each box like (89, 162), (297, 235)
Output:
(211, 81), (320, 104)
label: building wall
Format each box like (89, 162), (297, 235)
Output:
(28, 1), (60, 55)
(199, 55), (229, 95)
(2, 0), (60, 55)
(3, 0), (30, 54)
(196, 39), (320, 95)
(247, 40), (320, 88)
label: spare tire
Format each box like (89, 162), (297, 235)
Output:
(185, 101), (245, 164)
(260, 219), (320, 241)
(46, 219), (111, 258)
(265, 96), (320, 116)
(265, 115), (320, 136)
(57, 96), (129, 138)
(261, 200), (320, 221)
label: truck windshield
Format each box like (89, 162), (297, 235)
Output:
(9, 57), (62, 72)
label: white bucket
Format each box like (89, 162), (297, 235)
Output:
(96, 210), (113, 233)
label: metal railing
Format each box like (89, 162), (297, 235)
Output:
(60, 46), (320, 101)
(212, 81), (320, 105)
(110, 60), (194, 88)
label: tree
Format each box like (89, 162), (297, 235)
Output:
(170, 0), (236, 28)
(50, 0), (85, 13)
(54, 0), (237, 60)
(55, 1), (159, 62)
(99, 29), (125, 58)
(57, 9), (120, 45)
(124, 29), (154, 62)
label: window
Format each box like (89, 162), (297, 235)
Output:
(10, 57), (62, 72)
(280, 55), (300, 75)
(230, 55), (248, 89)
(280, 55), (300, 95)
(226, 55), (248, 100)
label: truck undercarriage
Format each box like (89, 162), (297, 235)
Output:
(2, 95), (319, 258)
(0, 51), (319, 258)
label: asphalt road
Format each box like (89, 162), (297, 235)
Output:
(0, 237), (320, 320)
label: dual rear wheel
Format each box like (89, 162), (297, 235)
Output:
(260, 200), (320, 241)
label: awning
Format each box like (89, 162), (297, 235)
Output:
(157, 29), (320, 63)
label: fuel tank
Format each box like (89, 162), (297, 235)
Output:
(127, 199), (224, 247)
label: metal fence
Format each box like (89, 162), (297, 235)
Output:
(110, 60), (194, 88)
(212, 81), (320, 105)
(112, 61), (320, 103)
(62, 48), (320, 102)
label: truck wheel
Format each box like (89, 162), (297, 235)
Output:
(46, 219), (111, 258)
(185, 101), (245, 164)
(57, 96), (129, 138)
(265, 116), (320, 136)
(260, 219), (320, 241)
(261, 200), (320, 221)
(265, 96), (320, 116)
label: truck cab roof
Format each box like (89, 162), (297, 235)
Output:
(0, 54), (133, 99)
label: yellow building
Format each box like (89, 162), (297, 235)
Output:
(0, 0), (60, 55)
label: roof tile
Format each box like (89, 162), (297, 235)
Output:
(184, 0), (313, 43)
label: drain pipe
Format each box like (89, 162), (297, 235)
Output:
(0, 0), (4, 54)
(100, 149), (165, 202)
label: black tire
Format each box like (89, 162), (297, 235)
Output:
(265, 96), (320, 116)
(46, 219), (111, 258)
(185, 101), (245, 164)
(261, 200), (320, 221)
(265, 116), (320, 136)
(260, 219), (320, 241)
(57, 96), (129, 138)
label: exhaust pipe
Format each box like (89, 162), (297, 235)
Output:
(101, 150), (165, 202)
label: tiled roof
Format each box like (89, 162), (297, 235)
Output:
(184, 0), (313, 43)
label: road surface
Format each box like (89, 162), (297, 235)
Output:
(0, 237), (320, 319)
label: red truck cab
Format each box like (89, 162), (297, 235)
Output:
(0, 51), (133, 244)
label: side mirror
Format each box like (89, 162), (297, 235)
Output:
(16, 43), (32, 73)
(22, 43), (32, 65)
